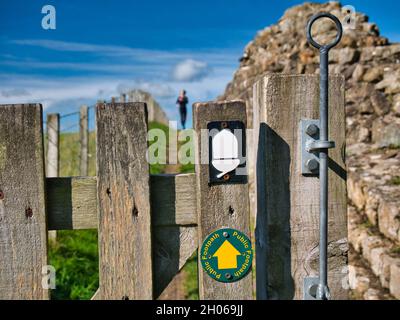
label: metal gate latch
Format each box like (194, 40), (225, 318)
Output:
(301, 12), (343, 300)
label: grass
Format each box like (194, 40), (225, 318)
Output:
(59, 131), (97, 177)
(360, 220), (375, 229)
(48, 122), (198, 300)
(390, 246), (400, 256)
(389, 176), (400, 186)
(387, 144), (400, 150)
(184, 253), (199, 300)
(148, 121), (170, 174)
(48, 230), (99, 300)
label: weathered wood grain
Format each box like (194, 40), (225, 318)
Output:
(96, 102), (153, 299)
(46, 113), (59, 243)
(150, 174), (196, 226)
(120, 93), (126, 103)
(91, 288), (100, 300)
(158, 269), (187, 300)
(0, 104), (48, 299)
(46, 174), (197, 230)
(46, 113), (59, 178)
(79, 105), (88, 176)
(153, 225), (197, 298)
(253, 74), (347, 300)
(193, 100), (253, 300)
(46, 177), (97, 230)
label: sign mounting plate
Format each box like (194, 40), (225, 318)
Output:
(208, 121), (247, 185)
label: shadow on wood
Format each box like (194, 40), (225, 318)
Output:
(47, 178), (72, 229)
(256, 123), (294, 299)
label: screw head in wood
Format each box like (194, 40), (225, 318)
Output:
(25, 207), (33, 218)
(306, 159), (319, 172)
(306, 124), (319, 137)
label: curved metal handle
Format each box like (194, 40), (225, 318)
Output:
(306, 12), (343, 51)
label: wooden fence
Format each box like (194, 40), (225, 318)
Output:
(0, 74), (348, 300)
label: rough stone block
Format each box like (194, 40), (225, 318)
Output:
(390, 262), (400, 299)
(378, 201), (400, 243)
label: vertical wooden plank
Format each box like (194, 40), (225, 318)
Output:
(46, 113), (59, 243)
(193, 100), (253, 300)
(120, 93), (126, 103)
(96, 102), (153, 300)
(0, 104), (48, 299)
(79, 105), (88, 176)
(253, 74), (347, 300)
(46, 113), (59, 177)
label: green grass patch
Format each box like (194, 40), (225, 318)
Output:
(183, 253), (199, 300)
(389, 176), (400, 186)
(388, 144), (400, 150)
(48, 230), (99, 300)
(360, 219), (375, 230)
(390, 246), (400, 255)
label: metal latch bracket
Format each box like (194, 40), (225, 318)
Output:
(300, 119), (335, 176)
(303, 277), (319, 300)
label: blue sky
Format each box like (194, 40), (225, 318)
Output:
(0, 0), (399, 129)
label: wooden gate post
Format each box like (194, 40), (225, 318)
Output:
(120, 93), (126, 103)
(193, 100), (253, 300)
(46, 113), (59, 177)
(0, 104), (48, 299)
(79, 105), (88, 176)
(96, 102), (153, 299)
(46, 113), (59, 243)
(253, 74), (347, 300)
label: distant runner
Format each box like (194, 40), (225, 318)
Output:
(176, 90), (188, 129)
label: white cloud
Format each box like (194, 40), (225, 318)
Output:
(172, 59), (210, 82)
(10, 39), (238, 66)
(117, 81), (175, 98)
(0, 74), (118, 109)
(11, 39), (172, 59)
(0, 60), (170, 77)
(1, 88), (30, 97)
(133, 82), (175, 98)
(1, 39), (240, 126)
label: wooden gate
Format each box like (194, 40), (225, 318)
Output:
(0, 74), (347, 300)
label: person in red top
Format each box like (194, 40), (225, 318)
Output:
(176, 90), (188, 129)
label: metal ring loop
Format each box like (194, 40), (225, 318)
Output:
(306, 12), (343, 51)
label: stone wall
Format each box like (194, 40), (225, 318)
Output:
(347, 144), (400, 299)
(124, 89), (169, 125)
